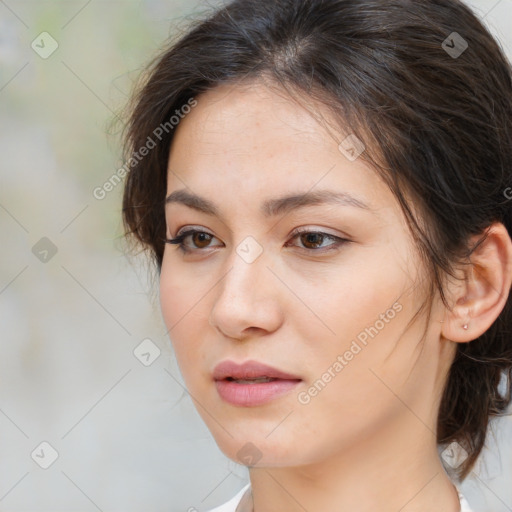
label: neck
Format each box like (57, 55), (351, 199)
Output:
(247, 416), (461, 512)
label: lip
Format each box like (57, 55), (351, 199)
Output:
(213, 360), (302, 381)
(213, 360), (302, 407)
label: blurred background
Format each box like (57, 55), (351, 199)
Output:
(0, 1), (511, 511)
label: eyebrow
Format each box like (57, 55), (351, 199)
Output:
(165, 188), (374, 219)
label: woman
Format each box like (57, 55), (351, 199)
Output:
(121, 0), (512, 510)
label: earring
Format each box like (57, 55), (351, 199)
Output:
(462, 323), (468, 330)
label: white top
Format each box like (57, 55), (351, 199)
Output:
(206, 483), (473, 512)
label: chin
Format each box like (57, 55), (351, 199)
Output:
(210, 429), (310, 468)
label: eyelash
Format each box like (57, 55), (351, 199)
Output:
(164, 228), (350, 255)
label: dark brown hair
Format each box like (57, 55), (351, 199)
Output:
(121, 0), (512, 480)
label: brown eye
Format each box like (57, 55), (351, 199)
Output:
(165, 229), (222, 253)
(299, 232), (326, 249)
(287, 229), (349, 253)
(191, 231), (213, 248)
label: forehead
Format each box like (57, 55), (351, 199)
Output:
(170, 80), (336, 159)
(165, 80), (397, 222)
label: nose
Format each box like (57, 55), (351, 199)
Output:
(209, 251), (284, 340)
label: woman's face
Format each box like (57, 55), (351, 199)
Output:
(161, 80), (453, 467)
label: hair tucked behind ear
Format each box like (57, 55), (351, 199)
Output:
(121, 0), (512, 480)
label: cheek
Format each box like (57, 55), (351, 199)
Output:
(289, 246), (411, 350)
(159, 263), (182, 332)
(159, 252), (211, 328)
(159, 260), (207, 377)
(289, 243), (421, 399)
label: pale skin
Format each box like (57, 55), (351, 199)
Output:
(160, 79), (512, 512)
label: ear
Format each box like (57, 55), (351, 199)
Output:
(441, 222), (512, 343)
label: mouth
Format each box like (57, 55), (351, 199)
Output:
(224, 376), (283, 384)
(212, 360), (302, 406)
(212, 359), (303, 381)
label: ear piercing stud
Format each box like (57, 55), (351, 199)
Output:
(439, 320), (469, 329)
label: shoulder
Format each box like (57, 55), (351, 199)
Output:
(205, 483), (251, 512)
